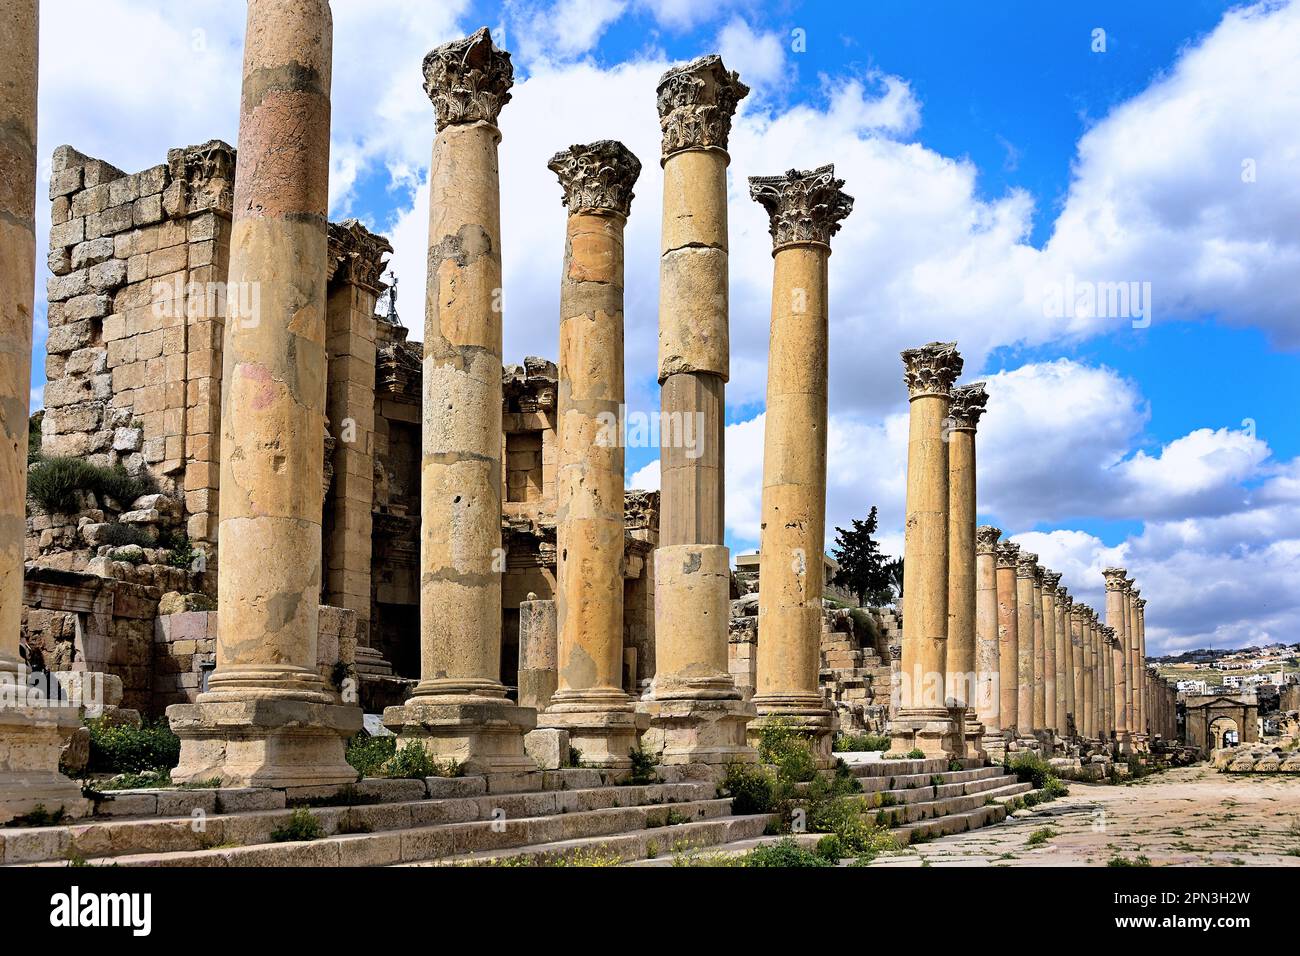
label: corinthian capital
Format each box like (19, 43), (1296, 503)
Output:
(1043, 570), (1061, 592)
(1135, 597), (1147, 611)
(996, 540), (1020, 569)
(948, 382), (989, 431)
(1016, 551), (1038, 579)
(423, 27), (514, 132)
(328, 218), (393, 292)
(1102, 567), (1129, 591)
(1058, 587), (1071, 608)
(901, 342), (963, 399)
(748, 165), (854, 250)
(656, 54), (748, 159)
(976, 525), (1002, 555)
(548, 140), (642, 218)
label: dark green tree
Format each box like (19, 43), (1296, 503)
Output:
(884, 557), (904, 602)
(830, 506), (894, 607)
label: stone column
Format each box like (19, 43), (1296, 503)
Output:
(538, 140), (645, 768)
(1136, 596), (1148, 736)
(1041, 571), (1059, 737)
(1065, 592), (1081, 738)
(1128, 584), (1144, 746)
(1031, 565), (1046, 733)
(1102, 626), (1116, 738)
(974, 526), (1001, 737)
(517, 595), (557, 712)
(1056, 588), (1072, 737)
(169, 0), (361, 787)
(747, 165), (853, 763)
(1080, 607), (1095, 738)
(1014, 551), (1037, 737)
(640, 55), (756, 765)
(888, 342), (963, 757)
(382, 28), (534, 773)
(0, 0), (87, 823)
(945, 383), (988, 758)
(1103, 568), (1131, 751)
(995, 540), (1021, 736)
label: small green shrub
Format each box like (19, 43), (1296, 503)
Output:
(566, 745), (583, 768)
(742, 838), (833, 867)
(98, 769), (173, 790)
(833, 732), (891, 753)
(159, 530), (198, 570)
(721, 762), (779, 815)
(27, 456), (153, 515)
(86, 718), (180, 774)
(271, 808), (323, 843)
(345, 731), (395, 778)
(1026, 826), (1057, 846)
(1008, 752), (1054, 789)
(906, 748), (926, 760)
(382, 740), (460, 779)
(757, 718), (818, 782)
(97, 523), (154, 548)
(627, 744), (659, 785)
(28, 411), (43, 464)
(8, 804), (67, 827)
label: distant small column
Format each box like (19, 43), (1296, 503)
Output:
(1014, 551), (1037, 737)
(974, 526), (1002, 736)
(748, 165), (853, 764)
(1080, 606), (1095, 738)
(517, 596), (558, 712)
(1041, 570), (1059, 736)
(995, 541), (1021, 736)
(1103, 568), (1131, 751)
(888, 342), (963, 757)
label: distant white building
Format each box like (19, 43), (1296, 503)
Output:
(1177, 679), (1209, 695)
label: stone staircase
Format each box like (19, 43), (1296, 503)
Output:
(0, 768), (774, 868)
(819, 613), (894, 735)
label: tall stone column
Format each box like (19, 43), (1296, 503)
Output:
(888, 342), (963, 757)
(1102, 626), (1116, 737)
(383, 28), (534, 773)
(995, 541), (1021, 736)
(1031, 565), (1047, 733)
(1080, 607), (1095, 738)
(1058, 588), (1075, 737)
(747, 165), (852, 763)
(0, 0), (87, 823)
(169, 0), (361, 786)
(1128, 584), (1144, 746)
(1041, 571), (1059, 736)
(1014, 551), (1037, 737)
(538, 140), (645, 768)
(945, 383), (988, 758)
(974, 526), (1001, 737)
(640, 55), (756, 765)
(1103, 568), (1131, 751)
(1136, 596), (1148, 736)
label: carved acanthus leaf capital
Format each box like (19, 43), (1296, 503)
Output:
(1058, 587), (1071, 607)
(748, 164), (854, 250)
(975, 525), (1002, 555)
(548, 140), (641, 218)
(328, 218), (393, 292)
(947, 382), (989, 431)
(423, 27), (514, 132)
(901, 341), (963, 399)
(1043, 570), (1062, 591)
(1135, 597), (1147, 610)
(1016, 551), (1038, 579)
(657, 54), (748, 159)
(995, 540), (1020, 569)
(1102, 567), (1129, 591)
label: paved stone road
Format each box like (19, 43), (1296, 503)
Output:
(863, 764), (1300, 867)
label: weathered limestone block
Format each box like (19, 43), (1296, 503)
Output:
(523, 728), (569, 771)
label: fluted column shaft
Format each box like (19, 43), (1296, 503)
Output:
(945, 386), (987, 727)
(974, 527), (1001, 732)
(541, 141), (642, 767)
(1041, 573), (1058, 733)
(1032, 568), (1046, 731)
(1062, 595), (1077, 736)
(995, 542), (1020, 734)
(1081, 612), (1095, 737)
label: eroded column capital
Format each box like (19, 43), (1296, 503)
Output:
(995, 540), (1020, 569)
(900, 341), (963, 399)
(1015, 551), (1038, 579)
(1135, 597), (1147, 611)
(1042, 570), (1062, 593)
(422, 27), (514, 132)
(947, 382), (989, 431)
(976, 525), (1002, 555)
(748, 164), (854, 251)
(656, 54), (748, 159)
(1102, 567), (1129, 591)
(328, 218), (393, 292)
(547, 140), (642, 218)
(1058, 588), (1072, 608)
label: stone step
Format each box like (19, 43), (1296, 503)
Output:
(892, 803), (1009, 844)
(24, 798), (738, 868)
(0, 780), (719, 865)
(842, 756), (985, 778)
(868, 782), (1031, 828)
(869, 772), (1026, 807)
(412, 813), (777, 867)
(852, 765), (1008, 793)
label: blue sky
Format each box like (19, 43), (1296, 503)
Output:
(29, 0), (1300, 651)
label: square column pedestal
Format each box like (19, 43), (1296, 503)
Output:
(382, 699), (536, 776)
(168, 697), (362, 788)
(0, 703), (91, 823)
(746, 708), (837, 769)
(641, 698), (757, 766)
(888, 707), (962, 758)
(963, 711), (987, 762)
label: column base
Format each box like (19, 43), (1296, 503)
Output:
(887, 708), (961, 758)
(0, 705), (90, 825)
(747, 704), (837, 769)
(639, 696), (758, 766)
(963, 713), (988, 762)
(538, 697), (649, 769)
(383, 697), (536, 775)
(981, 730), (1011, 763)
(167, 697), (362, 788)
